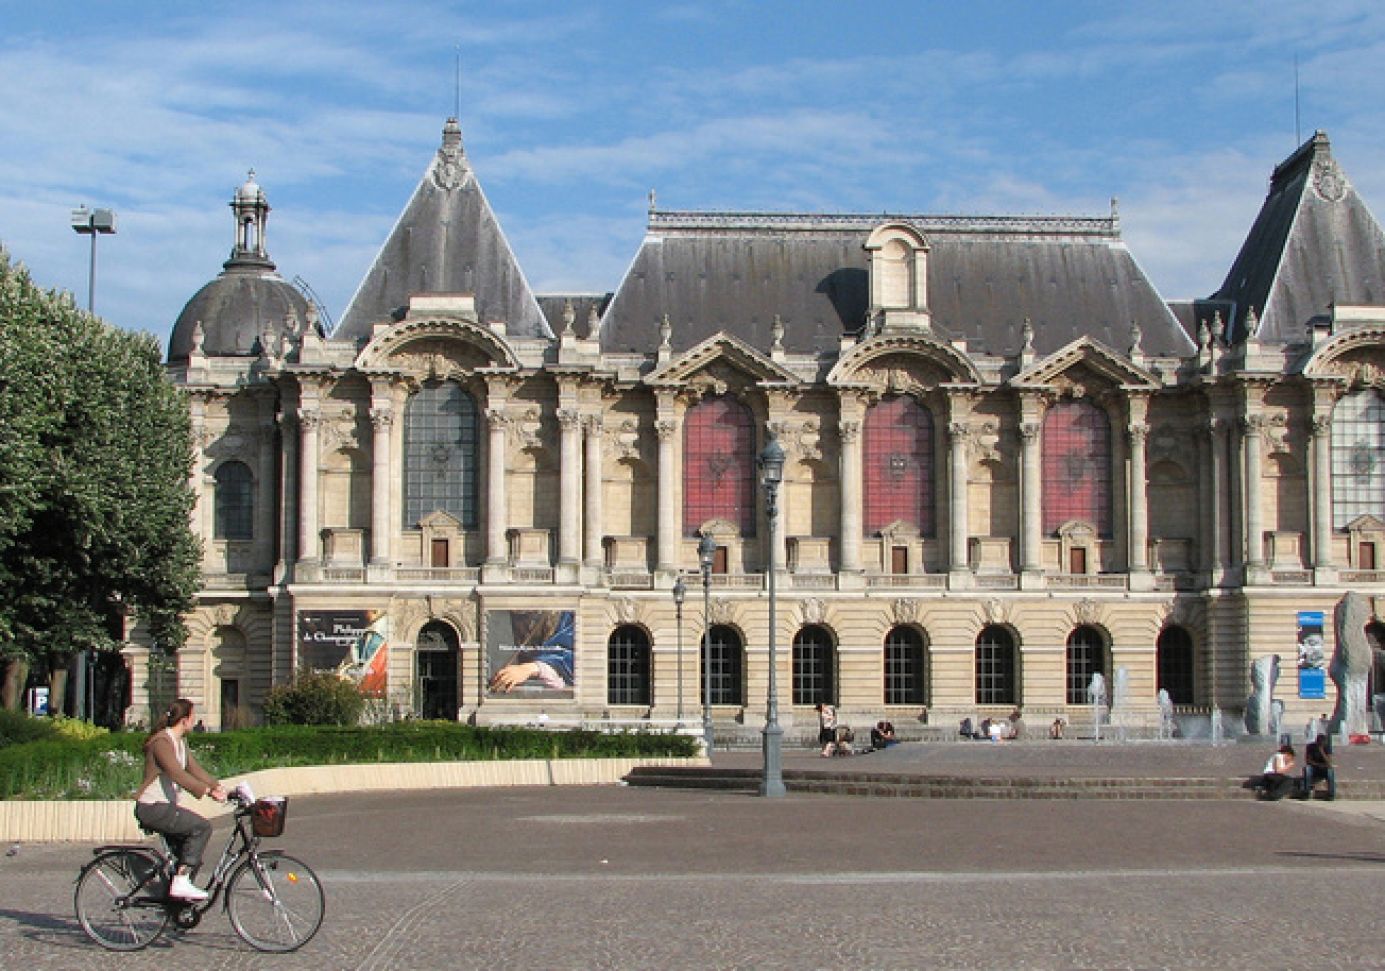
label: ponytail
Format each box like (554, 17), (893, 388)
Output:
(144, 698), (195, 751)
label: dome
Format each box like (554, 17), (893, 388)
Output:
(168, 265), (310, 363)
(167, 172), (313, 364)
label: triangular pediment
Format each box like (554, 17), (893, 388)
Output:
(420, 510), (463, 530)
(1010, 336), (1158, 391)
(1346, 514), (1385, 533)
(644, 332), (799, 388)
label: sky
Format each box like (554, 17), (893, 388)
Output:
(2, 1), (1385, 347)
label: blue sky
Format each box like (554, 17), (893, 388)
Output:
(3, 1), (1384, 344)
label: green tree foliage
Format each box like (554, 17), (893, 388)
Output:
(0, 249), (200, 708)
(262, 672), (367, 726)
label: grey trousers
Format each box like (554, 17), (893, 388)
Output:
(134, 801), (212, 871)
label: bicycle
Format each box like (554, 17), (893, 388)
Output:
(74, 787), (324, 952)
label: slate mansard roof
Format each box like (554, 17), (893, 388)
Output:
(600, 210), (1194, 359)
(1206, 131), (1385, 345)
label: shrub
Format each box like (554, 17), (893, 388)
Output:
(262, 671), (366, 726)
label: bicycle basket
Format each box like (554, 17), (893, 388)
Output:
(251, 796), (288, 837)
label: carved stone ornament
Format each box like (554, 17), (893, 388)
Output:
(981, 598), (1011, 626)
(1314, 158), (1347, 202)
(708, 599), (735, 625)
(607, 418), (642, 461)
(800, 598), (827, 625)
(788, 418), (823, 462)
(614, 597), (638, 625)
(891, 598), (919, 625)
(212, 604), (238, 627)
(1071, 598), (1102, 628)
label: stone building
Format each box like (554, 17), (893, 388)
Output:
(142, 119), (1385, 740)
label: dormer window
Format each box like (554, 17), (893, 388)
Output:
(864, 223), (931, 333)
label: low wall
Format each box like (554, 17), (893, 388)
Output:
(0, 756), (707, 843)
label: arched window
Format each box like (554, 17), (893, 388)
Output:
(792, 625), (835, 705)
(884, 626), (927, 705)
(1066, 626), (1108, 705)
(863, 395), (935, 536)
(975, 626), (1018, 705)
(404, 381), (479, 529)
(702, 624), (744, 707)
(1157, 625), (1196, 706)
(683, 396), (755, 536)
(1042, 400), (1112, 536)
(213, 461), (254, 540)
(1331, 388), (1385, 528)
(607, 625), (651, 706)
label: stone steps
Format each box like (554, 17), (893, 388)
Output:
(623, 765), (1385, 800)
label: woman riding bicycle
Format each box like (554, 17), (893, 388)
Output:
(135, 698), (226, 901)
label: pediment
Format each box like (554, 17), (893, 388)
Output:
(354, 316), (521, 374)
(1302, 325), (1385, 383)
(419, 510), (463, 530)
(1010, 336), (1158, 391)
(1346, 514), (1385, 533)
(827, 333), (981, 387)
(644, 332), (799, 388)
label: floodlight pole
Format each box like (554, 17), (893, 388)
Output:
(71, 206), (117, 314)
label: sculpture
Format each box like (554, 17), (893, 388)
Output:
(1330, 591), (1373, 736)
(1244, 654), (1280, 735)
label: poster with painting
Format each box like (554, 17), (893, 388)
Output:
(297, 609), (389, 698)
(485, 609), (575, 700)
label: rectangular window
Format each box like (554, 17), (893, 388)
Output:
(713, 546), (728, 575)
(1069, 547), (1087, 575)
(1042, 402), (1112, 536)
(1361, 542), (1376, 571)
(431, 538), (449, 568)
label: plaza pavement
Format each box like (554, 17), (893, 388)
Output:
(3, 739), (1385, 970)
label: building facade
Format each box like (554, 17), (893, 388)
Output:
(140, 121), (1385, 739)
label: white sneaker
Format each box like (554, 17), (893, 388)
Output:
(168, 874), (208, 902)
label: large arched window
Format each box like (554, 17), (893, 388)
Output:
(884, 625), (928, 705)
(1066, 626), (1109, 705)
(683, 396), (755, 536)
(213, 461), (254, 540)
(863, 395), (935, 536)
(404, 381), (479, 528)
(701, 624), (744, 707)
(1157, 625), (1196, 706)
(975, 626), (1018, 705)
(607, 625), (651, 706)
(792, 625), (835, 705)
(1331, 388), (1385, 528)
(1042, 400), (1112, 536)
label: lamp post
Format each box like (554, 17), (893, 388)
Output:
(698, 532), (716, 752)
(672, 575), (686, 727)
(758, 437), (787, 798)
(70, 206), (117, 314)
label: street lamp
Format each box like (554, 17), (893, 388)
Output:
(672, 575), (687, 727)
(758, 436), (787, 798)
(70, 206), (117, 314)
(698, 532), (716, 752)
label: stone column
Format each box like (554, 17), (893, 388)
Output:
(369, 380), (394, 566)
(582, 415), (604, 569)
(1311, 411), (1334, 570)
(1127, 401), (1150, 574)
(948, 421), (971, 573)
(255, 400), (277, 568)
(1019, 406), (1043, 575)
(278, 411), (299, 567)
(296, 407), (321, 564)
(557, 407), (581, 567)
(485, 407), (509, 565)
(187, 393), (208, 548)
(1242, 414), (1267, 573)
(655, 415), (678, 574)
(838, 410), (863, 574)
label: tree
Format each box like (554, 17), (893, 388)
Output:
(0, 249), (200, 716)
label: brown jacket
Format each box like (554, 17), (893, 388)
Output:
(138, 730), (217, 802)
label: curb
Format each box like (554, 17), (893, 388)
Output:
(0, 756), (708, 843)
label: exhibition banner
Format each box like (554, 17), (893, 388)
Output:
(484, 609), (575, 700)
(297, 609), (389, 698)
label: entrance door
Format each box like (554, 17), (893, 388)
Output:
(416, 621), (460, 720)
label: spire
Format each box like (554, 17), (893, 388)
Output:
(227, 170), (274, 270)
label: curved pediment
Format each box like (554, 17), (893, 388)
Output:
(354, 317), (521, 376)
(1302, 325), (1385, 385)
(827, 334), (982, 388)
(644, 332), (799, 389)
(1010, 336), (1158, 392)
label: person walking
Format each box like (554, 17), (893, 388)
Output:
(134, 698), (227, 901)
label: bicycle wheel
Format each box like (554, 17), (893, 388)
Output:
(225, 851), (324, 952)
(74, 849), (170, 951)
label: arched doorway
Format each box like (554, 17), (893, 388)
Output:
(416, 621), (460, 720)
